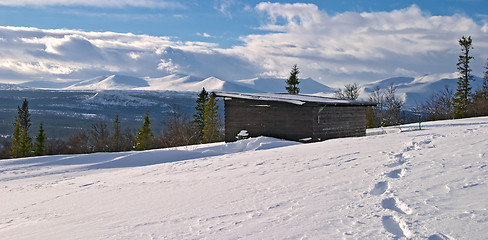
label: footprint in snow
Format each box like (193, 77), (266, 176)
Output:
(386, 169), (404, 178)
(382, 215), (412, 238)
(386, 153), (406, 168)
(428, 233), (450, 240)
(381, 198), (412, 215)
(370, 181), (388, 195)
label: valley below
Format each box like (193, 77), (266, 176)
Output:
(0, 89), (198, 139)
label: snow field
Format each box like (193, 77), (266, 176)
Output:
(1, 117), (488, 239)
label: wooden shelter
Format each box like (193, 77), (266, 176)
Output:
(214, 92), (376, 142)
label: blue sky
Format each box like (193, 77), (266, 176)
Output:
(0, 1), (487, 87)
(0, 0), (486, 48)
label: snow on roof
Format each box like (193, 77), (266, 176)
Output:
(214, 92), (375, 106)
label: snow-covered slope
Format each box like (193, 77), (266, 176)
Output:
(62, 74), (261, 92)
(20, 80), (78, 89)
(65, 75), (150, 90)
(141, 74), (261, 93)
(1, 117), (487, 239)
(81, 91), (160, 107)
(362, 73), (485, 107)
(61, 74), (335, 93)
(0, 83), (31, 90)
(235, 77), (336, 94)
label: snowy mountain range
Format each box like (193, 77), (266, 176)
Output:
(18, 74), (335, 94)
(6, 72), (486, 107)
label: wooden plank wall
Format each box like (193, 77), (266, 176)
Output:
(312, 105), (367, 140)
(224, 99), (314, 142)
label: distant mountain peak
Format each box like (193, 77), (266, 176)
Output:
(362, 72), (483, 107)
(411, 72), (459, 84)
(18, 73), (334, 94)
(65, 75), (149, 90)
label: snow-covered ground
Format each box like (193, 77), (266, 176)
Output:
(1, 117), (487, 239)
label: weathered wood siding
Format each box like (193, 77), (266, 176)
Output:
(223, 97), (368, 142)
(224, 98), (314, 142)
(312, 105), (367, 140)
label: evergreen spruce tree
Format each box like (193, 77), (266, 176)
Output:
(10, 99), (32, 158)
(192, 88), (209, 142)
(482, 58), (488, 95)
(135, 110), (154, 151)
(34, 122), (46, 156)
(112, 113), (122, 151)
(9, 119), (21, 158)
(202, 93), (220, 143)
(19, 126), (31, 157)
(285, 64), (300, 94)
(454, 36), (474, 118)
(18, 99), (31, 131)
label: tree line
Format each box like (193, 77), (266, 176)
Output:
(333, 35), (488, 128)
(0, 89), (222, 159)
(411, 36), (488, 123)
(285, 38), (487, 128)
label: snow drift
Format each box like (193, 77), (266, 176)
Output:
(1, 117), (487, 239)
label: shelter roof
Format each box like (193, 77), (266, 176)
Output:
(214, 92), (376, 106)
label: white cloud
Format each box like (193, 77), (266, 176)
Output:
(0, 59), (76, 75)
(0, 0), (184, 8)
(197, 32), (214, 38)
(214, 0), (236, 18)
(157, 59), (178, 73)
(0, 26), (260, 82)
(240, 3), (488, 86)
(393, 67), (419, 77)
(0, 4), (487, 87)
(255, 2), (323, 32)
(128, 52), (141, 60)
(482, 24), (488, 33)
(44, 35), (99, 56)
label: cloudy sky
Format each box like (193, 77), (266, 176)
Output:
(0, 0), (487, 87)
